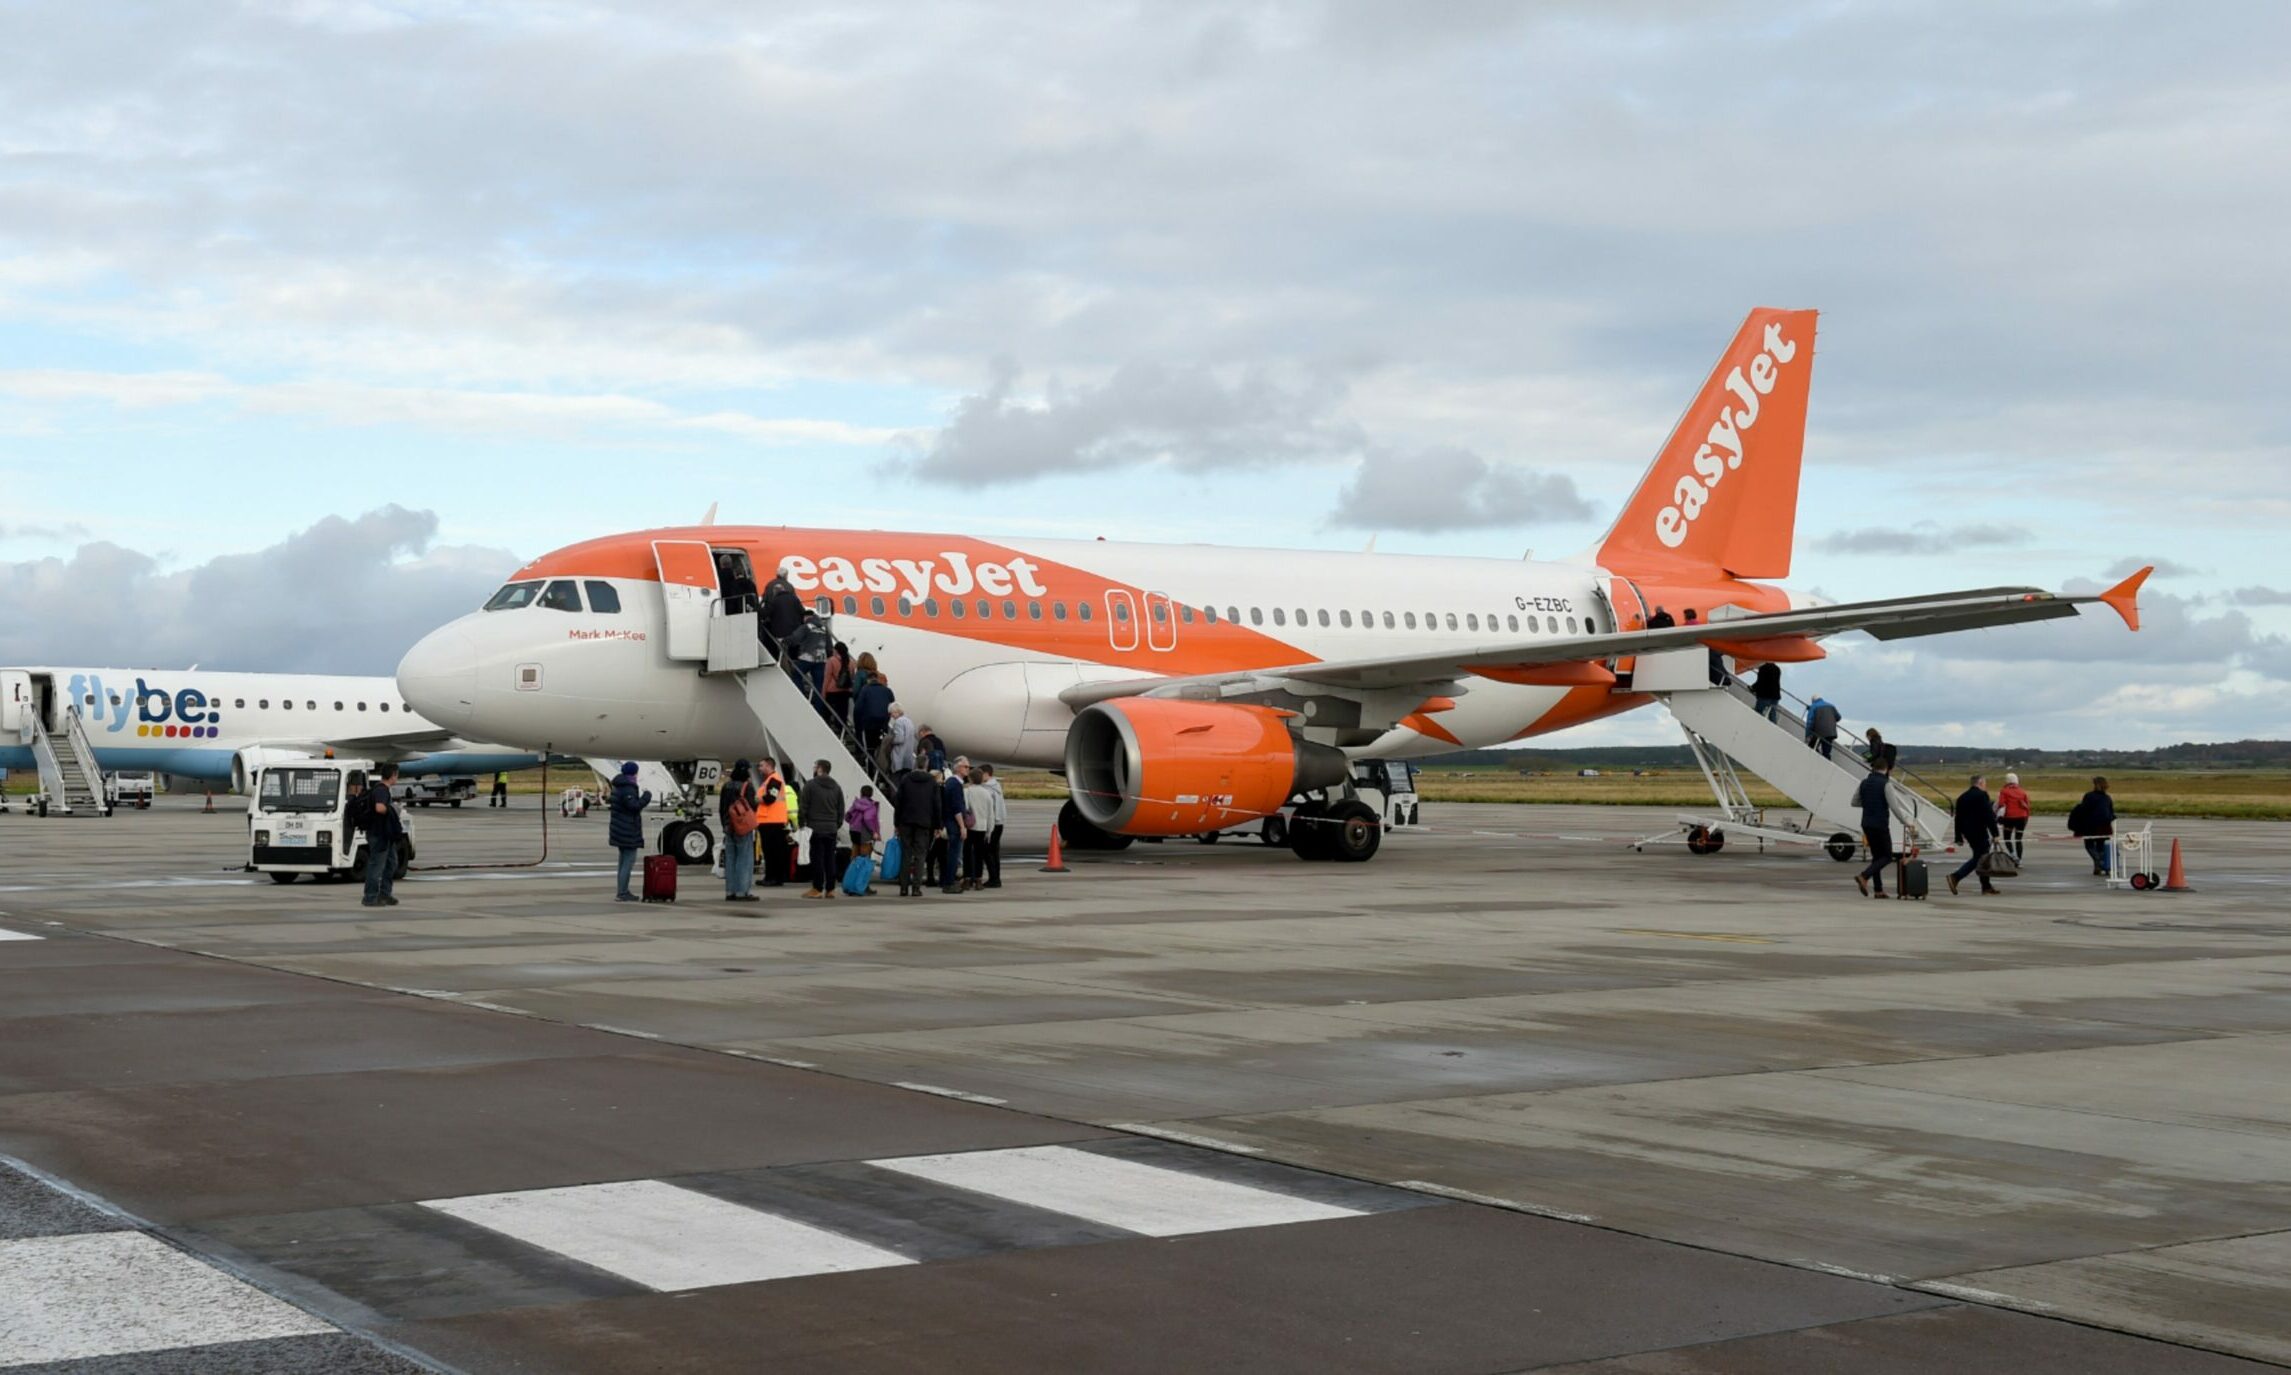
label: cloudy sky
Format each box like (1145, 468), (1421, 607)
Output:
(2, 0), (2286, 747)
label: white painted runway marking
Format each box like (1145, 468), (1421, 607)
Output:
(1106, 1123), (1264, 1155)
(0, 1231), (331, 1368)
(871, 1145), (1362, 1237)
(894, 1081), (1008, 1105)
(0, 929), (42, 941)
(423, 1179), (911, 1291)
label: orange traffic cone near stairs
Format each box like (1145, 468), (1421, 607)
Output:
(1041, 825), (1070, 874)
(2164, 837), (2192, 891)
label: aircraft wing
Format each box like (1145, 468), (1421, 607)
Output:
(1061, 569), (2150, 711)
(313, 729), (465, 757)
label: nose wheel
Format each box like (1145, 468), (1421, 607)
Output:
(661, 819), (716, 867)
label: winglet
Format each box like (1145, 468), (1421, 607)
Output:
(2100, 564), (2152, 631)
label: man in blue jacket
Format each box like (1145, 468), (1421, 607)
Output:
(608, 762), (652, 901)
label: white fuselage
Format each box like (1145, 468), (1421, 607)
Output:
(0, 665), (549, 783)
(396, 530), (1669, 768)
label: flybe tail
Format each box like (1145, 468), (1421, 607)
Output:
(1596, 307), (1817, 581)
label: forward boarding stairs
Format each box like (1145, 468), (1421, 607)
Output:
(1630, 648), (1948, 856)
(24, 706), (107, 817)
(687, 598), (889, 798)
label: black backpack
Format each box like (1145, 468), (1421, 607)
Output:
(345, 785), (376, 833)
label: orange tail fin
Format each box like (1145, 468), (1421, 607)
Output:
(1597, 308), (1818, 580)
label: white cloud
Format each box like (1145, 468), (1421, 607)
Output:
(1328, 447), (1595, 532)
(0, 508), (515, 674)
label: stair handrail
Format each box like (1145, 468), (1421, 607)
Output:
(1752, 679), (1954, 814)
(26, 706), (66, 805)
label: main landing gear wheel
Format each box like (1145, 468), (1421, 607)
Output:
(1825, 832), (1859, 863)
(1196, 832), (1221, 844)
(1057, 799), (1134, 852)
(1686, 825), (1727, 856)
(662, 819), (715, 867)
(1325, 801), (1381, 863)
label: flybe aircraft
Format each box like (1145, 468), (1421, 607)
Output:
(396, 308), (2149, 861)
(1, 666), (549, 792)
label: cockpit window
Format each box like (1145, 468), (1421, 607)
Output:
(539, 580), (584, 612)
(485, 581), (544, 611)
(585, 581), (622, 614)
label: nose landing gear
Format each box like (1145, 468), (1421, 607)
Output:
(660, 818), (716, 867)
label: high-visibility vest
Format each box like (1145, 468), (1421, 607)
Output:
(756, 772), (790, 825)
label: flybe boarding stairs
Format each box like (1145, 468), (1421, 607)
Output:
(23, 706), (107, 817)
(1631, 648), (1949, 857)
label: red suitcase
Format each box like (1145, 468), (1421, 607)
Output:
(641, 853), (678, 902)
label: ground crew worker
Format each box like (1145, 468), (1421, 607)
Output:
(754, 760), (790, 887)
(490, 771), (508, 807)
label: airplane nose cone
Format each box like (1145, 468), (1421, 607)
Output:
(397, 623), (480, 730)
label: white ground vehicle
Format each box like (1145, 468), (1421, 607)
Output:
(1351, 759), (1422, 831)
(248, 760), (416, 885)
(397, 773), (476, 808)
(105, 770), (156, 809)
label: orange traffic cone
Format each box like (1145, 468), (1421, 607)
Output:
(1041, 825), (1070, 874)
(2164, 837), (2191, 891)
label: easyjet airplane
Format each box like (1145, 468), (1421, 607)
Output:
(397, 308), (2149, 862)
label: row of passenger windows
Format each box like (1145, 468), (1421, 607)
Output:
(844, 594), (1593, 637)
(81, 693), (411, 713)
(480, 576), (1593, 637)
(484, 579), (623, 614)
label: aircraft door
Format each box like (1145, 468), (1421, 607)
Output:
(653, 540), (719, 661)
(0, 670), (27, 736)
(1143, 591), (1177, 652)
(1600, 576), (1650, 678)
(1105, 590), (1140, 652)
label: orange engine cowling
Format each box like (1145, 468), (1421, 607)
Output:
(1064, 698), (1350, 837)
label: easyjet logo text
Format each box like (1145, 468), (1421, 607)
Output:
(780, 552), (1050, 603)
(1655, 321), (1797, 549)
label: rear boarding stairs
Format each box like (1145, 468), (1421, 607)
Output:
(1626, 647), (1951, 862)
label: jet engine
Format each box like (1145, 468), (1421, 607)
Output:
(1063, 698), (1350, 836)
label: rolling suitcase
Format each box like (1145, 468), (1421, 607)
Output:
(1896, 855), (1929, 901)
(641, 853), (678, 903)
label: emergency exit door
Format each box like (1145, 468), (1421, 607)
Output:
(1143, 591), (1177, 651)
(654, 540), (720, 661)
(1105, 590), (1139, 652)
